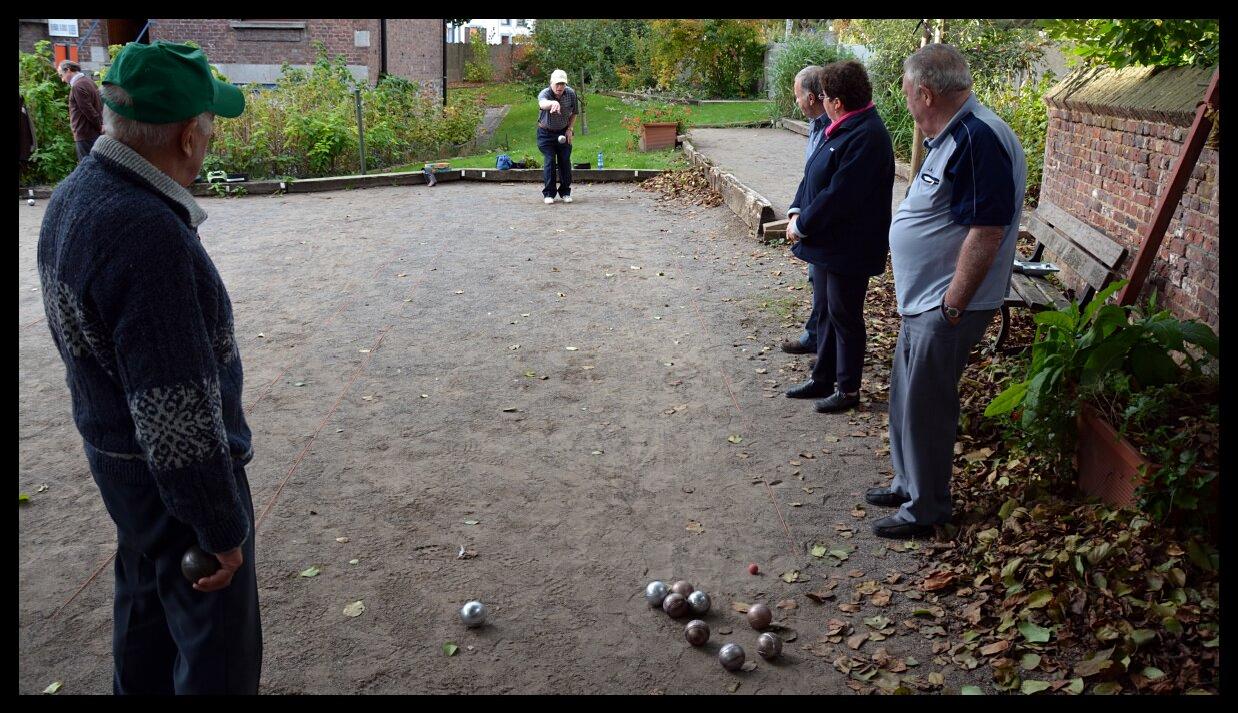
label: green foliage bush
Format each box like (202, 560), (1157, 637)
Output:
(464, 30), (493, 82)
(840, 19), (1052, 203)
(984, 281), (1220, 523)
(646, 19), (767, 98)
(19, 40), (77, 185)
(767, 34), (854, 121)
(1042, 19), (1219, 69)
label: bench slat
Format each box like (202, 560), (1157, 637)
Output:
(1009, 272), (1053, 308)
(1036, 201), (1127, 268)
(1026, 211), (1113, 290)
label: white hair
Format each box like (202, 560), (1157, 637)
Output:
(795, 65), (826, 99)
(101, 84), (214, 151)
(903, 43), (973, 95)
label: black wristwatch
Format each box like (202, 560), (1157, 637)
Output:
(941, 301), (962, 320)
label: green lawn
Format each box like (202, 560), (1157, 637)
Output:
(394, 83), (772, 172)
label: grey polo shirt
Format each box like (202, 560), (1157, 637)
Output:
(888, 94), (1026, 316)
(537, 86), (578, 131)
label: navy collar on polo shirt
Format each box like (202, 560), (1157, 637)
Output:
(924, 92), (979, 150)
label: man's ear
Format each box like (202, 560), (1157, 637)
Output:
(180, 119), (198, 158)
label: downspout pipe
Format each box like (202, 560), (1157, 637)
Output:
(441, 19), (448, 106)
(379, 19), (387, 80)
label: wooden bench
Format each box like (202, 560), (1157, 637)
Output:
(995, 200), (1127, 349)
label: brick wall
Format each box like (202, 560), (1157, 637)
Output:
(385, 19), (444, 96)
(19, 19), (110, 63)
(1039, 109), (1219, 330)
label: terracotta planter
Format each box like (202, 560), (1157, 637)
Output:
(1075, 406), (1156, 507)
(639, 122), (679, 152)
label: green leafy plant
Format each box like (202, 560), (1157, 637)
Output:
(767, 34), (854, 121)
(19, 40), (76, 185)
(1042, 19), (1219, 69)
(985, 280), (1219, 512)
(464, 30), (493, 82)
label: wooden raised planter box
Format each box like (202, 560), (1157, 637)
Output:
(1075, 406), (1155, 507)
(639, 122), (679, 152)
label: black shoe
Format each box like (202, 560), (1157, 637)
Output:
(871, 514), (935, 539)
(785, 379), (831, 399)
(865, 487), (910, 508)
(814, 390), (860, 413)
(781, 339), (815, 354)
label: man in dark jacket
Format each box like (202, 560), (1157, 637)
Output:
(784, 60), (895, 413)
(57, 60), (103, 161)
(39, 41), (259, 694)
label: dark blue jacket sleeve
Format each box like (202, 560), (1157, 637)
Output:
(944, 121), (1016, 227)
(795, 129), (885, 241)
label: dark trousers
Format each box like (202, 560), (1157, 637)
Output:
(75, 136), (98, 162)
(536, 127), (572, 198)
(800, 263), (820, 348)
(808, 268), (871, 394)
(91, 463), (262, 694)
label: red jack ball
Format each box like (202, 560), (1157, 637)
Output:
(748, 563), (759, 575)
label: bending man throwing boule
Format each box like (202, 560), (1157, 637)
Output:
(536, 68), (578, 204)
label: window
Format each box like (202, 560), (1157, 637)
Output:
(517, 19), (528, 28)
(501, 19), (511, 26)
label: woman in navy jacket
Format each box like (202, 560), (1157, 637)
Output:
(784, 60), (895, 413)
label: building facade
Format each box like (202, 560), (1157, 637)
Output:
(19, 18), (445, 94)
(446, 19), (533, 44)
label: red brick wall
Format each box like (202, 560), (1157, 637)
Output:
(19, 19), (110, 62)
(385, 19), (445, 95)
(1040, 107), (1219, 330)
(148, 19), (441, 89)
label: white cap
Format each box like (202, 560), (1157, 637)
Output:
(550, 69), (568, 85)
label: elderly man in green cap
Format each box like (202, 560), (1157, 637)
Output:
(37, 41), (260, 694)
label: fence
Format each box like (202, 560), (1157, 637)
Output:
(446, 43), (530, 83)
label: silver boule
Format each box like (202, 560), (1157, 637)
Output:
(28, 199), (36, 206)
(719, 643), (746, 671)
(644, 580), (670, 607)
(757, 632), (783, 659)
(687, 590), (711, 614)
(460, 600), (487, 627)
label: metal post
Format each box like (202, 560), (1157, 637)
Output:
(354, 88), (367, 175)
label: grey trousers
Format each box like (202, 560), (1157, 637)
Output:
(887, 306), (995, 525)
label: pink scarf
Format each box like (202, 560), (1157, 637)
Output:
(824, 102), (876, 139)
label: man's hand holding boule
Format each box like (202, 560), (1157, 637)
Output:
(194, 547), (244, 592)
(548, 100), (562, 114)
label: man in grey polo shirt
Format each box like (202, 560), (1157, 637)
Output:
(536, 69), (578, 204)
(867, 44), (1026, 538)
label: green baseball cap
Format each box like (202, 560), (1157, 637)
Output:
(102, 41), (244, 123)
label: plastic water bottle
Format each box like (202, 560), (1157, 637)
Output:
(597, 152), (604, 169)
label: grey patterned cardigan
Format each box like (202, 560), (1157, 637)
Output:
(37, 136), (252, 554)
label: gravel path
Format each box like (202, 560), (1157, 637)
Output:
(21, 178), (976, 695)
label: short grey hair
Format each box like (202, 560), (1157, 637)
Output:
(903, 43), (973, 95)
(58, 60), (80, 72)
(101, 84), (214, 151)
(795, 65), (826, 100)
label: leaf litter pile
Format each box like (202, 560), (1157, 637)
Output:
(639, 166), (724, 208)
(762, 252), (1219, 695)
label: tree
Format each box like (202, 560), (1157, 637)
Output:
(1042, 19), (1218, 69)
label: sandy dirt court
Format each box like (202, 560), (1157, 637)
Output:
(19, 179), (990, 694)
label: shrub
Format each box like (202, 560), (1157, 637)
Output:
(1042, 19), (1219, 69)
(205, 45), (482, 180)
(19, 40), (76, 185)
(767, 34), (854, 120)
(646, 20), (767, 98)
(464, 30), (493, 82)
